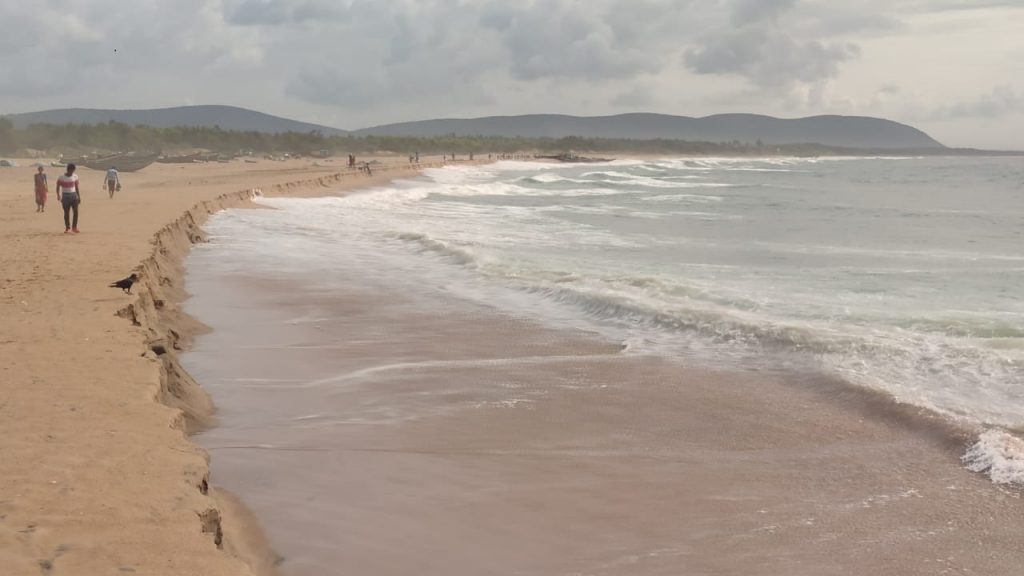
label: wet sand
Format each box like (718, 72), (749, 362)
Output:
(185, 267), (1024, 575)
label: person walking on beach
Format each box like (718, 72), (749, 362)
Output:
(57, 163), (81, 234)
(105, 166), (120, 199)
(33, 166), (48, 212)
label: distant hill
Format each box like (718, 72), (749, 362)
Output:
(6, 105), (346, 135)
(355, 113), (944, 149)
(4, 106), (944, 149)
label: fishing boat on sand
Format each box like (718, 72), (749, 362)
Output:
(156, 152), (204, 164)
(60, 152), (159, 172)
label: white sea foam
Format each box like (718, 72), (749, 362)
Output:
(723, 167), (798, 172)
(963, 430), (1024, 486)
(491, 160), (563, 171)
(580, 170), (637, 179)
(524, 171), (734, 190)
(579, 170), (734, 189)
(526, 172), (564, 183)
(644, 193), (724, 204)
(655, 157), (805, 171)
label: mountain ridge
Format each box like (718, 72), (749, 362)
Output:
(4, 105), (944, 149)
(354, 112), (944, 149)
(5, 105), (347, 136)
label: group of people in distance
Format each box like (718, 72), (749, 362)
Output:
(33, 164), (121, 234)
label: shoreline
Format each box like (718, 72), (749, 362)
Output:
(0, 156), (459, 574)
(130, 159), (467, 574)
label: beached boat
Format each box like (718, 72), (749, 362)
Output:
(156, 152), (204, 164)
(534, 152), (614, 163)
(198, 152), (235, 163)
(62, 152), (158, 172)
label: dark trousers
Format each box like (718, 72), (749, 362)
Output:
(62, 196), (80, 229)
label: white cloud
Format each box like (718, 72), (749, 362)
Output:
(732, 0), (797, 25)
(226, 0), (353, 25)
(0, 0), (1022, 148)
(931, 86), (1024, 120)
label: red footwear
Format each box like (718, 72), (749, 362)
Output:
(72, 228), (80, 234)
(64, 228), (71, 234)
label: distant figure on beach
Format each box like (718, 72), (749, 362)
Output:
(34, 166), (48, 212)
(105, 167), (120, 198)
(415, 152), (419, 163)
(364, 161), (372, 176)
(57, 163), (81, 234)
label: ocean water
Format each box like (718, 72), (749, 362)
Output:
(194, 156), (1024, 484)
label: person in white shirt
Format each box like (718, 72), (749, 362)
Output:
(105, 167), (120, 198)
(57, 163), (82, 233)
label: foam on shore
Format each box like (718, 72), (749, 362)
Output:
(964, 430), (1024, 486)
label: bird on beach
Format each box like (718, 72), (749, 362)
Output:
(110, 273), (139, 294)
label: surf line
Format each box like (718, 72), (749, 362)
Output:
(234, 353), (624, 390)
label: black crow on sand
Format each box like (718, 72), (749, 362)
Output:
(110, 273), (139, 294)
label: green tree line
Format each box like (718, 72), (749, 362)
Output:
(0, 117), (870, 157)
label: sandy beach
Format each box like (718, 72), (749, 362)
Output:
(0, 156), (447, 575)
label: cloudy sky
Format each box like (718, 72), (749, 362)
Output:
(1, 0), (1022, 148)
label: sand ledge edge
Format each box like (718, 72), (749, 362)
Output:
(114, 165), (450, 575)
(120, 185), (275, 575)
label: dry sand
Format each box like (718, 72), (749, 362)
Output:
(0, 155), (452, 575)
